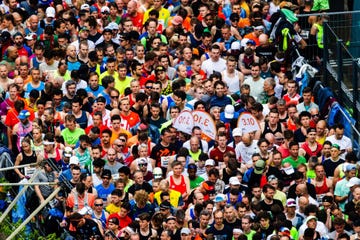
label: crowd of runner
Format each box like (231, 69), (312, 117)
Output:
(0, 0), (357, 239)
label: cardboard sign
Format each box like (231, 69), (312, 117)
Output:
(237, 113), (260, 133)
(192, 111), (216, 140)
(173, 110), (194, 135)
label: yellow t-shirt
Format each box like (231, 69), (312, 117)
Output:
(143, 7), (170, 27)
(106, 203), (121, 214)
(154, 189), (182, 208)
(99, 71), (119, 85)
(115, 76), (132, 95)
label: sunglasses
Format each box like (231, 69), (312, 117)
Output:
(139, 164), (147, 167)
(145, 86), (153, 89)
(119, 139), (126, 142)
(95, 203), (103, 207)
(311, 114), (319, 117)
(111, 95), (119, 99)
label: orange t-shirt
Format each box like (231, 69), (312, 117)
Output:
(5, 107), (35, 128)
(120, 111), (140, 128)
(66, 192), (96, 210)
(244, 32), (260, 46)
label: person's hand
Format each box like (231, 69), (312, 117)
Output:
(60, 220), (67, 227)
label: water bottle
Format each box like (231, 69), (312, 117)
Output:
(5, 191), (11, 204)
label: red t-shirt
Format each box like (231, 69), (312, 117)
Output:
(210, 146), (235, 164)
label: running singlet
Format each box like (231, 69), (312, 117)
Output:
(169, 175), (187, 195)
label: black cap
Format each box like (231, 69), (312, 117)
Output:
(108, 217), (119, 225)
(307, 127), (316, 134)
(96, 96), (106, 103)
(13, 32), (23, 38)
(354, 219), (360, 227)
(0, 31), (10, 42)
(101, 169), (112, 178)
(230, 13), (240, 22)
(103, 28), (112, 34)
(160, 200), (171, 209)
(155, 65), (166, 73)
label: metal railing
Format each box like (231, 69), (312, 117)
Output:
(297, 11), (360, 151)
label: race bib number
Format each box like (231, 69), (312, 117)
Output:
(161, 156), (170, 168)
(24, 167), (36, 178)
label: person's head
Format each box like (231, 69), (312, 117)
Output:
(213, 209), (224, 226)
(330, 144), (341, 159)
(133, 170), (144, 185)
(134, 189), (148, 208)
(199, 210), (211, 228)
(258, 211), (271, 229)
(251, 63), (260, 78)
(209, 44), (221, 61)
(262, 184), (275, 201)
(213, 80), (226, 97)
(288, 141), (299, 158)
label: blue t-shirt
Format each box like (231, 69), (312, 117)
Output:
(96, 183), (115, 202)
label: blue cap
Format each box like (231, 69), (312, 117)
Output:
(18, 110), (30, 120)
(90, 6), (97, 13)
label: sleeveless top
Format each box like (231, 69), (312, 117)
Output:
(139, 228), (152, 240)
(243, 54), (255, 70)
(261, 121), (282, 138)
(44, 148), (62, 162)
(315, 177), (330, 195)
(92, 210), (107, 229)
(223, 70), (240, 93)
(20, 150), (37, 175)
(161, 80), (173, 95)
(302, 142), (322, 160)
(169, 175), (187, 195)
(75, 110), (88, 129)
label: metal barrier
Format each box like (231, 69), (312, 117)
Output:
(297, 11), (360, 151)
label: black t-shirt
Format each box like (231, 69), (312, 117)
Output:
(259, 199), (284, 213)
(255, 45), (277, 61)
(323, 158), (345, 177)
(294, 128), (307, 143)
(205, 224), (233, 240)
(150, 143), (178, 168)
(224, 218), (242, 230)
(287, 182), (317, 200)
(75, 218), (103, 240)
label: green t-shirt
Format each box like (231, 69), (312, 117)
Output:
(61, 128), (85, 146)
(244, 230), (256, 240)
(282, 156), (307, 168)
(190, 176), (204, 190)
(115, 76), (132, 95)
(306, 169), (316, 179)
(189, 150), (201, 162)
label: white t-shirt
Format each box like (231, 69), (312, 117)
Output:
(243, 77), (265, 101)
(235, 140), (259, 165)
(201, 58), (227, 78)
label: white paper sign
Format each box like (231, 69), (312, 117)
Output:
(173, 110), (194, 135)
(192, 111), (216, 140)
(237, 113), (260, 133)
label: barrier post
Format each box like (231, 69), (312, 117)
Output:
(0, 171), (40, 224)
(336, 39), (344, 98)
(323, 20), (329, 86)
(353, 60), (359, 122)
(6, 187), (61, 240)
